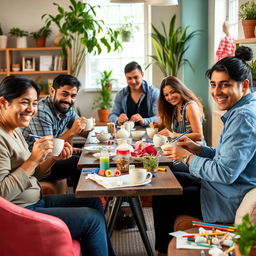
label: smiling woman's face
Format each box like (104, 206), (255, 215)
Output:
(162, 85), (183, 106)
(2, 87), (38, 130)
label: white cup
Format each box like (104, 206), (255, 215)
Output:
(85, 117), (94, 131)
(146, 127), (158, 138)
(161, 141), (177, 151)
(153, 134), (168, 147)
(49, 138), (64, 156)
(129, 168), (152, 184)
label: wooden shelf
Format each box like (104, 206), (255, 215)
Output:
(235, 38), (256, 49)
(0, 47), (71, 76)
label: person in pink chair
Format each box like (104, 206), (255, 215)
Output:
(0, 75), (116, 256)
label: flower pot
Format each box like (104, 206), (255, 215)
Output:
(35, 37), (46, 47)
(53, 33), (63, 46)
(242, 20), (256, 38)
(97, 109), (111, 122)
(16, 36), (27, 48)
(0, 35), (7, 49)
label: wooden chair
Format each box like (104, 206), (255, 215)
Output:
(39, 179), (68, 195)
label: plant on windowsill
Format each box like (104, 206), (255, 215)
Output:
(92, 70), (116, 122)
(247, 60), (256, 89)
(42, 0), (122, 77)
(234, 214), (256, 256)
(9, 27), (29, 48)
(117, 16), (139, 42)
(239, 1), (256, 38)
(0, 24), (7, 49)
(30, 26), (52, 47)
(146, 15), (200, 77)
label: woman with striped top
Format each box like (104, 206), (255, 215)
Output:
(150, 76), (204, 143)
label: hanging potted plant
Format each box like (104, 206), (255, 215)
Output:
(30, 26), (52, 47)
(92, 70), (115, 122)
(9, 27), (28, 48)
(146, 15), (200, 77)
(117, 16), (139, 42)
(239, 1), (256, 38)
(0, 24), (7, 49)
(42, 0), (122, 77)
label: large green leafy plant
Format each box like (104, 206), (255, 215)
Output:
(42, 0), (122, 77)
(93, 70), (115, 110)
(235, 214), (256, 256)
(239, 1), (256, 20)
(148, 15), (199, 77)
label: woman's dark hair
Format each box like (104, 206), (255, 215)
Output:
(0, 75), (40, 102)
(124, 61), (143, 74)
(206, 46), (253, 89)
(52, 74), (81, 90)
(158, 76), (204, 129)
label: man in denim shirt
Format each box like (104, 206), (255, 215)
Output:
(152, 46), (256, 255)
(109, 61), (159, 126)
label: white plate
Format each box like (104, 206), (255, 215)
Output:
(92, 152), (116, 160)
(84, 145), (114, 153)
(85, 173), (152, 188)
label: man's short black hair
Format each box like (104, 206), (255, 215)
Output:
(124, 61), (143, 74)
(52, 74), (81, 90)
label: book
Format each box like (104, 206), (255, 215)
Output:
(39, 55), (53, 71)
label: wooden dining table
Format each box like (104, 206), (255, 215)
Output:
(75, 125), (182, 256)
(76, 166), (183, 256)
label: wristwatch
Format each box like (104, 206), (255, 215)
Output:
(182, 153), (192, 165)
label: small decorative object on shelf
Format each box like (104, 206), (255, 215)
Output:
(9, 27), (28, 48)
(0, 24), (7, 49)
(22, 56), (35, 71)
(30, 26), (52, 47)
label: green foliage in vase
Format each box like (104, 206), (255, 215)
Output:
(239, 1), (256, 20)
(147, 15), (200, 77)
(9, 27), (28, 37)
(30, 26), (52, 39)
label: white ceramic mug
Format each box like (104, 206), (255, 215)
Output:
(85, 117), (94, 131)
(146, 127), (158, 138)
(49, 138), (64, 156)
(153, 134), (168, 147)
(161, 141), (177, 151)
(129, 168), (152, 184)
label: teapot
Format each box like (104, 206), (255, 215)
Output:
(116, 125), (129, 139)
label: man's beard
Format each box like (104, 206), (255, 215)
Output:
(53, 99), (73, 114)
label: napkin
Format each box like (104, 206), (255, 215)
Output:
(85, 173), (152, 189)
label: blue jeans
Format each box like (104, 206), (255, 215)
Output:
(26, 194), (116, 256)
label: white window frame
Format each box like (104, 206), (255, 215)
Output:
(83, 2), (150, 92)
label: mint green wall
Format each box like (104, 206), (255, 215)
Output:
(180, 0), (211, 143)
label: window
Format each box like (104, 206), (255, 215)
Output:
(85, 0), (146, 91)
(228, 0), (238, 38)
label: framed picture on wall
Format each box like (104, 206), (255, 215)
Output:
(22, 56), (35, 71)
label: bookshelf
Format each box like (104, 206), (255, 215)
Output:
(0, 47), (70, 76)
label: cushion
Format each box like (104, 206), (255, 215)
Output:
(235, 187), (256, 225)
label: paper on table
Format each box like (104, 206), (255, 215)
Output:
(85, 173), (151, 189)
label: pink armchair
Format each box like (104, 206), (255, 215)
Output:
(0, 197), (80, 256)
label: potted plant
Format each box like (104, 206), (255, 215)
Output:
(42, 0), (122, 77)
(239, 1), (256, 38)
(117, 16), (139, 42)
(92, 70), (115, 122)
(0, 24), (7, 49)
(9, 27), (28, 48)
(147, 15), (200, 77)
(234, 214), (256, 256)
(30, 26), (52, 47)
(247, 60), (256, 89)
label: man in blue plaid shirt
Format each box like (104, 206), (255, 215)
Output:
(22, 74), (92, 189)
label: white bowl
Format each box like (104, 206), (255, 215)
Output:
(12, 68), (20, 72)
(92, 152), (116, 159)
(161, 141), (177, 151)
(116, 137), (132, 145)
(131, 130), (145, 141)
(96, 133), (111, 143)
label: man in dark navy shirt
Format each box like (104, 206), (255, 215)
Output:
(109, 61), (159, 126)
